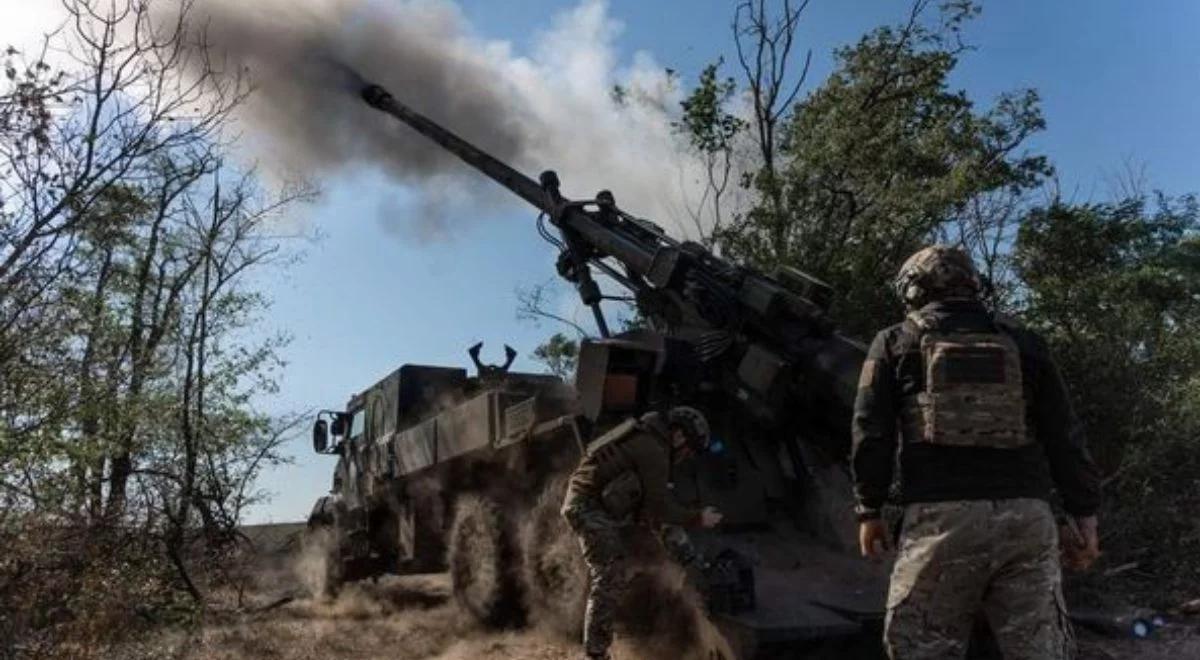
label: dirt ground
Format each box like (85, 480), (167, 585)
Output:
(118, 524), (1199, 660)
(174, 575), (581, 660)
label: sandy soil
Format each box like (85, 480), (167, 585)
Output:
(136, 573), (722, 660)
(130, 573), (1199, 660)
(115, 524), (1199, 660)
(186, 575), (579, 660)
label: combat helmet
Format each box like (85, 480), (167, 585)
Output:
(893, 244), (982, 309)
(667, 406), (711, 454)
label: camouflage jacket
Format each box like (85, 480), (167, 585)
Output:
(564, 413), (701, 527)
(851, 299), (1102, 516)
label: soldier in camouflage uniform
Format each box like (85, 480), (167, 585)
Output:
(852, 245), (1103, 660)
(561, 406), (723, 660)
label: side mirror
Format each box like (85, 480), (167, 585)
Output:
(313, 419), (329, 454)
(330, 413), (348, 437)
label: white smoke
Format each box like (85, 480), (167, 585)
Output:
(188, 0), (713, 240)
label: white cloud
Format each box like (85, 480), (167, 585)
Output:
(0, 1), (67, 53)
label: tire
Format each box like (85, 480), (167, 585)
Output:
(519, 477), (588, 638)
(447, 494), (524, 627)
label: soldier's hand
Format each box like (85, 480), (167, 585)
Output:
(699, 506), (723, 529)
(858, 519), (890, 560)
(1061, 515), (1100, 571)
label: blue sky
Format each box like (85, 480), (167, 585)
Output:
(246, 0), (1200, 523)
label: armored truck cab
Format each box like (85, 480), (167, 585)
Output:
(308, 355), (582, 587)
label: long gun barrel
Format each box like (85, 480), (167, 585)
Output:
(361, 81), (865, 456)
(364, 84), (660, 334)
(362, 85), (547, 210)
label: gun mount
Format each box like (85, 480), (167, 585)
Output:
(303, 81), (890, 657)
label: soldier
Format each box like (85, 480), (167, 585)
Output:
(852, 245), (1103, 660)
(561, 406), (724, 660)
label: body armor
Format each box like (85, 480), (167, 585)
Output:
(899, 312), (1031, 449)
(584, 417), (647, 517)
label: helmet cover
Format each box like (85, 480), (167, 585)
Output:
(894, 245), (982, 309)
(667, 406), (711, 454)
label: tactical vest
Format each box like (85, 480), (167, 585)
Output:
(898, 312), (1032, 449)
(585, 417), (647, 517)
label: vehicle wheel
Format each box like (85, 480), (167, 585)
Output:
(447, 494), (524, 627)
(519, 477), (588, 637)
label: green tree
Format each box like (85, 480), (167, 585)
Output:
(531, 332), (579, 379)
(675, 59), (745, 241)
(1013, 194), (1200, 597)
(716, 1), (1049, 338)
(0, 0), (308, 649)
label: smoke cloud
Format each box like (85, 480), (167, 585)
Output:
(189, 0), (708, 239)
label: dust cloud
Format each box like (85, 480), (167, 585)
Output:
(615, 557), (737, 659)
(268, 478), (734, 660)
(184, 0), (713, 240)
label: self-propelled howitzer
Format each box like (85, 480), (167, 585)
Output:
(330, 82), (889, 656)
(361, 83), (865, 459)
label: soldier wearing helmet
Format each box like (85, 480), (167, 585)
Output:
(852, 245), (1102, 660)
(561, 406), (723, 660)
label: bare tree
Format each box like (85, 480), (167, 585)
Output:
(0, 0), (249, 474)
(732, 0), (812, 250)
(515, 280), (590, 339)
(0, 0), (245, 287)
(944, 188), (1029, 311)
(675, 60), (745, 244)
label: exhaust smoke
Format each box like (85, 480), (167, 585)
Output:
(185, 0), (709, 239)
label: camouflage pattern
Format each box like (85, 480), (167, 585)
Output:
(599, 470), (643, 519)
(898, 316), (1032, 449)
(564, 413), (701, 528)
(885, 498), (1075, 660)
(893, 245), (982, 309)
(560, 413), (709, 658)
(562, 496), (627, 659)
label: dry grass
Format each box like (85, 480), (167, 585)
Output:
(120, 575), (578, 660)
(95, 523), (1200, 660)
(143, 514), (735, 660)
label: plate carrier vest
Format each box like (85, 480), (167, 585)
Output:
(585, 417), (646, 517)
(898, 311), (1032, 449)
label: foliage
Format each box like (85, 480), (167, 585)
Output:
(1014, 194), (1200, 600)
(715, 0), (1049, 338)
(531, 332), (579, 380)
(674, 59), (745, 241)
(0, 0), (308, 653)
(521, 0), (1200, 604)
(0, 517), (193, 659)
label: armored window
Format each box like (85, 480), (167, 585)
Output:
(349, 408), (366, 440)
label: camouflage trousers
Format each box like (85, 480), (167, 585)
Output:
(885, 498), (1076, 660)
(561, 496), (628, 659)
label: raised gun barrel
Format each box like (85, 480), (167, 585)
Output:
(362, 85), (660, 272)
(363, 83), (654, 335)
(360, 81), (864, 456)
